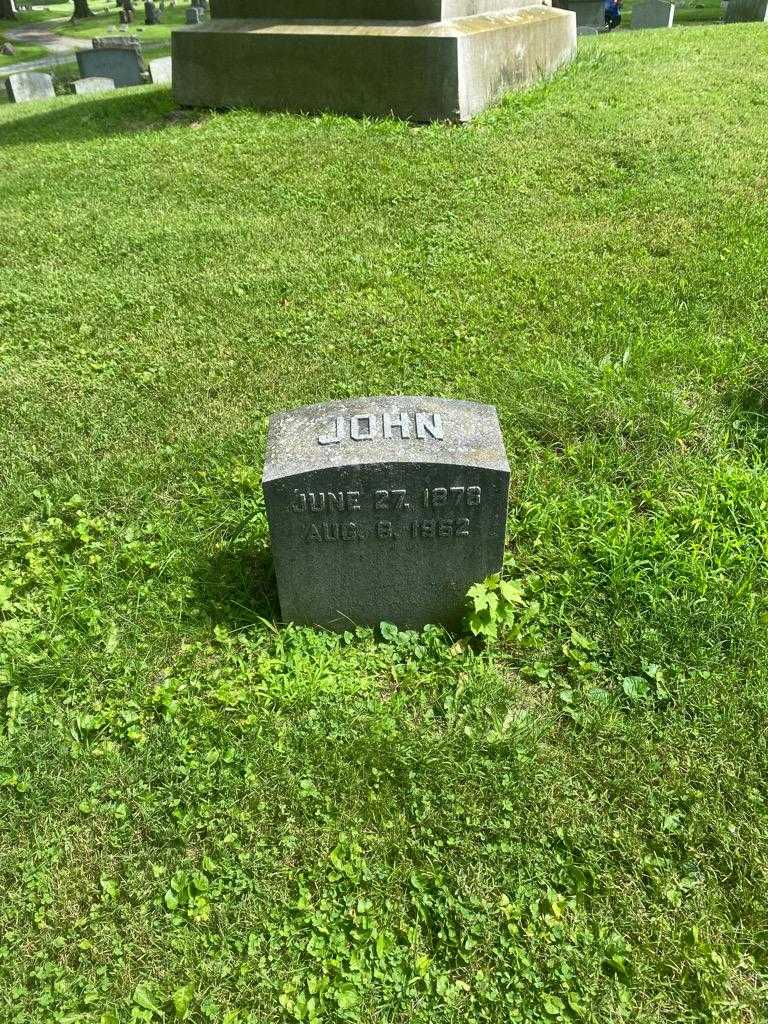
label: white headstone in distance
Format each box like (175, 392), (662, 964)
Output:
(5, 71), (56, 103)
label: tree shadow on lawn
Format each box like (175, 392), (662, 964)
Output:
(0, 87), (204, 149)
(193, 540), (280, 631)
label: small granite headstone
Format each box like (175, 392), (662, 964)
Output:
(5, 71), (56, 104)
(149, 55), (172, 83)
(262, 396), (510, 631)
(144, 0), (159, 22)
(1, 42), (16, 56)
(73, 75), (116, 94)
(631, 0), (675, 26)
(185, 5), (200, 21)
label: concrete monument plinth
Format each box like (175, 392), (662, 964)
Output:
(173, 0), (576, 121)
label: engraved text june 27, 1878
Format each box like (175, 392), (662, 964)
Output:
(292, 484), (482, 543)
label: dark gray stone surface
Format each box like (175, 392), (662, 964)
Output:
(263, 396), (509, 631)
(212, 0), (536, 15)
(5, 71), (55, 103)
(77, 44), (144, 86)
(552, 0), (605, 26)
(631, 0), (674, 27)
(185, 5), (201, 21)
(725, 0), (768, 20)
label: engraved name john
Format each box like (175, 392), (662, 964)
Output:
(318, 410), (443, 445)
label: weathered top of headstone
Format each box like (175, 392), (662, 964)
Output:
(5, 71), (56, 104)
(185, 5), (201, 20)
(93, 34), (141, 50)
(262, 396), (510, 631)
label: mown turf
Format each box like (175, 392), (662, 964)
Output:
(1, 23), (768, 1024)
(623, 0), (722, 23)
(53, 4), (199, 42)
(0, 34), (49, 67)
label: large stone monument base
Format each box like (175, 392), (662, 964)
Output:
(173, 6), (576, 121)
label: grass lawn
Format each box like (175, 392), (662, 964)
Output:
(0, 8), (70, 24)
(603, 0), (722, 25)
(55, 3), (192, 41)
(1, 22), (768, 1024)
(0, 31), (48, 64)
(621, 0), (723, 23)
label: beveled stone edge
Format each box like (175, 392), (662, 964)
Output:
(262, 395), (510, 482)
(174, 8), (560, 37)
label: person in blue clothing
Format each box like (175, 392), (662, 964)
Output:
(604, 0), (622, 28)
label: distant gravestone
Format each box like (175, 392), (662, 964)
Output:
(73, 76), (116, 94)
(149, 55), (172, 83)
(77, 39), (144, 86)
(553, 0), (605, 28)
(632, 0), (675, 26)
(262, 397), (510, 631)
(5, 71), (55, 104)
(185, 5), (200, 21)
(1, 42), (16, 56)
(725, 0), (768, 19)
(144, 0), (159, 22)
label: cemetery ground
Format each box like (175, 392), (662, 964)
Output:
(0, 35), (47, 66)
(52, 3), (199, 43)
(1, 21), (768, 1024)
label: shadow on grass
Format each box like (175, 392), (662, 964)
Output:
(0, 86), (195, 149)
(193, 541), (280, 631)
